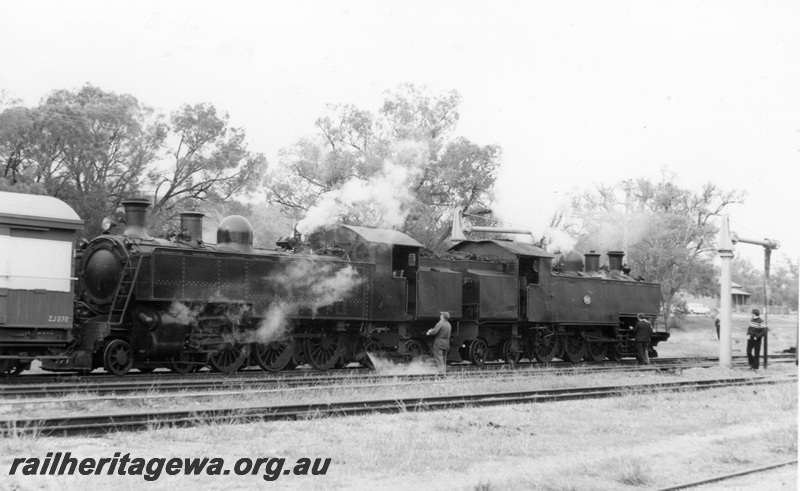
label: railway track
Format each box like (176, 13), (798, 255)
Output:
(653, 459), (797, 491)
(1, 355), (792, 400)
(0, 355), (794, 400)
(4, 353), (793, 385)
(1, 374), (794, 436)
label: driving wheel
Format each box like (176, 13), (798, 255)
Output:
(533, 331), (560, 363)
(252, 340), (294, 371)
(561, 335), (587, 363)
(208, 344), (251, 373)
(302, 331), (342, 370)
(585, 341), (608, 363)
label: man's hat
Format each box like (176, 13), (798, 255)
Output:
(637, 313), (645, 319)
(440, 311), (450, 320)
(752, 308), (760, 315)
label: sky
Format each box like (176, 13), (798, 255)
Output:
(0, 0), (798, 270)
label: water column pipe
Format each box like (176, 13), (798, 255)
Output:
(718, 215), (779, 368)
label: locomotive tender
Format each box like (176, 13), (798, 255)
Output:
(3, 192), (668, 376)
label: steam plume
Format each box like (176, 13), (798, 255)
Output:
(297, 140), (428, 235)
(249, 260), (364, 344)
(489, 166), (577, 251)
(367, 353), (439, 375)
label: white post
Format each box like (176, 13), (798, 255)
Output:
(718, 215), (734, 368)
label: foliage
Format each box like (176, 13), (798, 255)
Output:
(0, 86), (269, 238)
(265, 84), (501, 250)
(0, 85), (167, 236)
(570, 172), (745, 321)
(148, 103), (268, 227)
(733, 255), (798, 310)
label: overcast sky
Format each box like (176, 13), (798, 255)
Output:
(1, 0), (798, 269)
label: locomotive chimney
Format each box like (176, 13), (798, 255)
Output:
(121, 198), (151, 238)
(607, 251), (625, 272)
(180, 211), (205, 244)
(584, 251), (600, 272)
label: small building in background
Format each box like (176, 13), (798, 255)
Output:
(680, 281), (751, 314)
(730, 282), (751, 312)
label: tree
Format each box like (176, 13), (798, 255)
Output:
(0, 85), (167, 236)
(148, 103), (268, 229)
(570, 172), (745, 322)
(265, 84), (501, 250)
(769, 256), (799, 310)
(731, 256), (763, 304)
(733, 255), (799, 310)
(0, 89), (21, 110)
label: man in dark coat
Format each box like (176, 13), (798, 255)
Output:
(631, 313), (652, 365)
(426, 311), (452, 374)
(747, 309), (767, 370)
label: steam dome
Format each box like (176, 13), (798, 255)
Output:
(217, 215), (254, 252)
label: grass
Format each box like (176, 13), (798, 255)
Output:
(614, 458), (652, 486)
(1, 376), (795, 490)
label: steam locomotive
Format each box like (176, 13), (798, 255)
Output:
(0, 191), (668, 376)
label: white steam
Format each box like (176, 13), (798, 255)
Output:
(252, 304), (293, 344)
(296, 140), (428, 235)
(489, 165), (578, 251)
(163, 302), (202, 326)
(250, 260), (364, 344)
(367, 353), (439, 375)
(154, 261), (364, 347)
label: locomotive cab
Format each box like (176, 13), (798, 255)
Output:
(308, 225), (425, 320)
(448, 239), (554, 321)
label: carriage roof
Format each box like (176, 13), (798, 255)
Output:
(0, 191), (83, 230)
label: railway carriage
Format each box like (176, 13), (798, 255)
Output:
(0, 191), (83, 375)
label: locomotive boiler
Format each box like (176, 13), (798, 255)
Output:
(45, 199), (375, 375)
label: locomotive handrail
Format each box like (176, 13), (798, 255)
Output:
(0, 274), (76, 280)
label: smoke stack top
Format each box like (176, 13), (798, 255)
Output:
(121, 198), (151, 238)
(180, 211), (205, 243)
(584, 251), (600, 272)
(607, 251), (625, 272)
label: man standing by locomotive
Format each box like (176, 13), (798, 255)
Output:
(747, 309), (767, 370)
(426, 311), (452, 374)
(632, 313), (652, 365)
